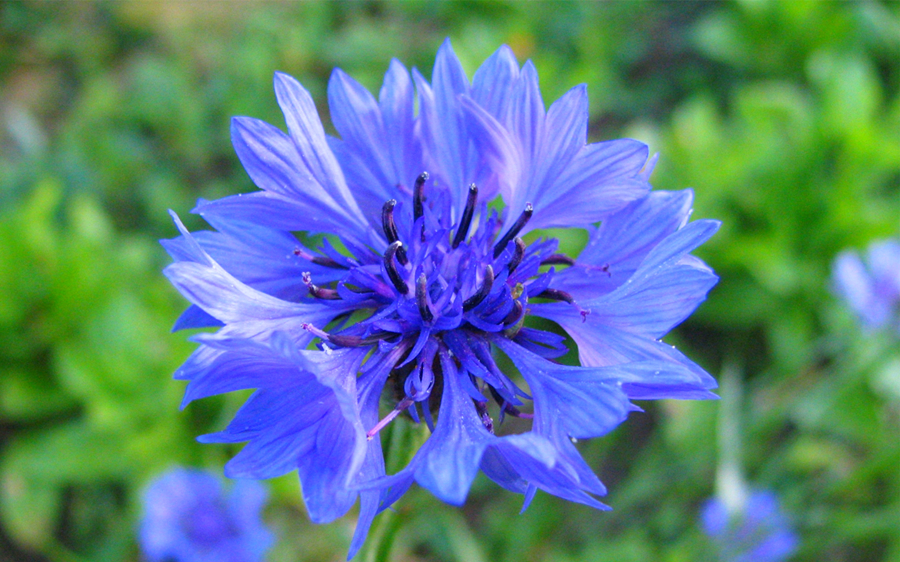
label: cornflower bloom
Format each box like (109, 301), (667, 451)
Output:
(139, 468), (273, 562)
(163, 40), (719, 558)
(701, 490), (799, 562)
(833, 238), (900, 333)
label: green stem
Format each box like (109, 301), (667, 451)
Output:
(356, 417), (429, 561)
(360, 502), (405, 562)
(716, 361), (747, 514)
(42, 539), (90, 562)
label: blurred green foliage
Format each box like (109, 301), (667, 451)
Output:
(1, 1), (898, 561)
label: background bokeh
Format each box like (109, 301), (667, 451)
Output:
(2, 1), (899, 561)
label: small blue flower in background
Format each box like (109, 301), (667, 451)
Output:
(833, 238), (900, 333)
(139, 468), (273, 562)
(701, 490), (799, 562)
(162, 39), (720, 557)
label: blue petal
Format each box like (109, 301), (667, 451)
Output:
(574, 219), (720, 338)
(534, 140), (651, 229)
(172, 304), (223, 331)
(328, 69), (396, 230)
(380, 59), (422, 188)
(832, 248), (895, 329)
(589, 263), (718, 338)
(196, 341), (369, 524)
(173, 340), (225, 381)
(230, 116), (315, 199)
(530, 85), (588, 204)
(531, 305), (717, 399)
(488, 436), (611, 511)
(460, 95), (522, 205)
(196, 190), (347, 237)
(508, 61), (544, 168)
(621, 218), (720, 286)
(489, 62), (650, 232)
(329, 69), (392, 189)
(553, 189), (695, 299)
(181, 345), (298, 406)
(432, 39), (470, 163)
(272, 72), (366, 227)
(410, 353), (489, 505)
(470, 45), (520, 121)
(421, 40), (472, 215)
(163, 212), (351, 334)
(230, 115), (367, 242)
(478, 447), (529, 494)
(346, 360), (395, 559)
(494, 338), (631, 440)
(164, 217), (333, 301)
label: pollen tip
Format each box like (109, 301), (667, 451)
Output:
(384, 241), (409, 294)
(416, 273), (434, 322)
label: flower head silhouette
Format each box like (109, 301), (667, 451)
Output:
(139, 468), (273, 562)
(833, 238), (900, 333)
(163, 40), (719, 558)
(701, 490), (799, 562)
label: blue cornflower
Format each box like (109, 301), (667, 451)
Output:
(163, 40), (719, 558)
(139, 468), (273, 562)
(701, 490), (799, 562)
(833, 238), (900, 333)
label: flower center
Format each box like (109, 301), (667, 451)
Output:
(185, 501), (238, 544)
(298, 173), (581, 437)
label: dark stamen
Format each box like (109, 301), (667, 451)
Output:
(474, 400), (494, 434)
(536, 288), (576, 305)
(301, 323), (394, 348)
(508, 237), (526, 274)
(463, 265), (494, 311)
(381, 200), (399, 241)
(493, 203), (533, 258)
(452, 183), (478, 249)
(383, 241), (409, 294)
(413, 172), (428, 222)
(502, 300), (524, 326)
(416, 273), (433, 323)
(293, 247), (346, 269)
(328, 333), (387, 347)
(542, 254), (575, 267)
(488, 386), (533, 422)
(302, 272), (340, 300)
(381, 200), (408, 265)
(367, 396), (415, 440)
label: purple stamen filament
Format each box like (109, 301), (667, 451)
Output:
(493, 203), (533, 258)
(541, 254), (575, 267)
(452, 183), (478, 249)
(384, 241), (409, 294)
(413, 172), (428, 222)
(416, 273), (433, 323)
(463, 265), (494, 311)
(508, 237), (526, 274)
(381, 199), (408, 265)
(293, 247), (345, 269)
(303, 272), (340, 300)
(298, 173), (585, 439)
(367, 396), (415, 440)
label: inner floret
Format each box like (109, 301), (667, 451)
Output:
(297, 173), (581, 437)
